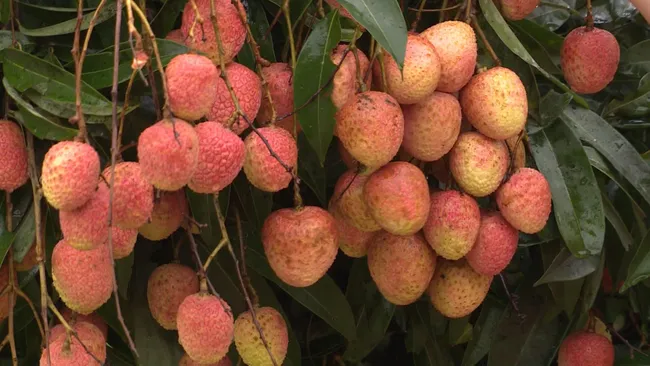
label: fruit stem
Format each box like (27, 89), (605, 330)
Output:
(4, 193), (17, 366)
(282, 0), (297, 69)
(464, 0), (473, 22)
(606, 322), (648, 357)
(410, 0), (428, 31)
(377, 50), (388, 92)
(585, 0), (594, 29)
(317, 0), (325, 17)
(235, 209), (259, 307)
(349, 26), (367, 93)
(116, 69), (139, 157)
(471, 15), (501, 67)
(47, 297), (104, 365)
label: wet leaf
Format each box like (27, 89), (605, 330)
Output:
(233, 173), (272, 232)
(604, 73), (650, 117)
(461, 297), (507, 366)
(622, 229), (650, 291)
(527, 0), (574, 31)
(535, 246), (599, 286)
(602, 190), (634, 251)
(19, 2), (116, 37)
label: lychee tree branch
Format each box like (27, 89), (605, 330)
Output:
(46, 298), (104, 365)
(71, 0), (88, 142)
(5, 194), (17, 366)
(471, 15), (501, 66)
(235, 208), (259, 307)
(13, 286), (44, 339)
(184, 226), (219, 297)
(411, 0), (428, 31)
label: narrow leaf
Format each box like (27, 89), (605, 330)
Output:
(604, 73), (650, 117)
(622, 230), (650, 291)
(19, 2), (116, 37)
(461, 297), (508, 366)
(233, 173), (272, 232)
(602, 191), (634, 251)
(535, 247), (599, 286)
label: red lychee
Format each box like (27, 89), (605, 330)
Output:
(465, 211), (519, 275)
(329, 198), (374, 258)
(102, 162), (153, 229)
(428, 258), (492, 318)
(330, 45), (371, 110)
(41, 321), (107, 365)
(257, 63), (298, 133)
(558, 330), (614, 366)
(243, 126), (297, 192)
(147, 263), (200, 330)
(139, 190), (188, 241)
(59, 182), (109, 251)
(0, 120), (28, 192)
(165, 54), (220, 121)
(496, 167), (552, 234)
(180, 353), (232, 366)
(60, 306), (109, 340)
(111, 226), (138, 259)
(499, 0), (541, 20)
(333, 169), (381, 232)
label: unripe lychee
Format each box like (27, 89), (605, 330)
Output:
(367, 231), (436, 305)
(102, 162), (153, 229)
(257, 63), (297, 133)
(41, 322), (107, 365)
(496, 167), (552, 234)
(460, 66), (528, 140)
(14, 245), (37, 272)
(41, 141), (100, 211)
(137, 119), (199, 191)
(335, 91), (404, 168)
(262, 206), (338, 287)
(330, 45), (371, 110)
(166, 29), (185, 43)
(234, 307), (289, 366)
(373, 33), (441, 105)
(449, 132), (509, 197)
(329, 199), (374, 258)
(60, 306), (109, 340)
(363, 162), (430, 236)
(561, 27), (620, 94)
(465, 211), (519, 275)
(177, 293), (234, 364)
(243, 126), (297, 192)
(208, 62), (262, 135)
(147, 263), (200, 330)
(333, 170), (380, 232)
(48, 321), (107, 360)
(420, 21), (477, 93)
(180, 353), (232, 366)
(506, 134), (526, 170)
(423, 190), (481, 260)
(59, 182), (109, 250)
(189, 122), (245, 194)
(0, 265), (16, 322)
(139, 190), (188, 241)
(165, 54), (220, 121)
(111, 226), (138, 259)
(498, 0), (540, 20)
(428, 258), (492, 318)
(402, 92), (462, 162)
(52, 240), (113, 314)
(558, 330), (614, 366)
(180, 0), (246, 64)
(0, 120), (28, 192)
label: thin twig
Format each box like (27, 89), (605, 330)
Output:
(5, 194), (17, 366)
(471, 15), (501, 66)
(440, 0), (449, 21)
(71, 0), (88, 142)
(585, 0), (594, 28)
(0, 335), (9, 353)
(263, 7), (283, 41)
(235, 209), (259, 306)
(411, 0), (427, 31)
(14, 288), (44, 339)
(606, 323), (648, 357)
(117, 69), (139, 154)
(499, 274), (522, 319)
(348, 26), (366, 93)
(185, 228), (216, 294)
(464, 0), (473, 22)
(282, 0), (297, 68)
(232, 0), (270, 67)
(47, 298), (103, 365)
(202, 238), (227, 270)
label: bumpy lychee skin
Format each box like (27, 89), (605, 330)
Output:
(331, 45), (371, 110)
(147, 263), (200, 330)
(465, 211), (519, 275)
(449, 132), (509, 197)
(15, 245), (37, 272)
(558, 330), (614, 366)
(59, 182), (109, 250)
(165, 54), (220, 121)
(180, 0), (246, 64)
(137, 119), (199, 191)
(423, 190), (481, 260)
(234, 307), (289, 366)
(243, 126), (297, 192)
(373, 33), (441, 105)
(112, 226), (138, 259)
(139, 190), (188, 241)
(363, 162), (430, 236)
(421, 21), (477, 93)
(561, 27), (620, 94)
(180, 353), (232, 366)
(367, 232), (436, 305)
(262, 206), (339, 287)
(329, 199), (374, 258)
(189, 122), (245, 194)
(61, 306), (109, 340)
(52, 240), (113, 315)
(333, 170), (381, 232)
(103, 162), (153, 229)
(41, 322), (107, 365)
(41, 141), (100, 211)
(257, 63), (296, 133)
(166, 29), (185, 43)
(335, 91), (404, 168)
(208, 63), (262, 135)
(460, 67), (528, 140)
(402, 92), (462, 162)
(0, 121), (28, 192)
(428, 258), (492, 318)
(496, 167), (552, 234)
(177, 293), (234, 364)
(48, 321), (107, 360)
(499, 0), (540, 20)
(506, 135), (526, 170)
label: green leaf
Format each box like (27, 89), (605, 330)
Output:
(150, 0), (186, 36)
(527, 119), (605, 257)
(477, 0), (588, 108)
(12, 204), (35, 263)
(461, 297), (507, 366)
(293, 11), (341, 164)
(19, 2), (116, 37)
(233, 173), (272, 232)
(619, 39), (650, 77)
(448, 316), (473, 346)
(14, 0), (96, 12)
(0, 30), (34, 52)
(622, 229), (650, 291)
(408, 303), (454, 366)
(0, 197), (13, 267)
(602, 191), (634, 251)
(115, 251), (134, 300)
(535, 246), (599, 286)
(579, 248), (606, 313)
(527, 0), (573, 31)
(186, 187), (230, 247)
(604, 73), (650, 117)
(335, 0), (407, 69)
(538, 91), (572, 127)
(297, 133), (328, 206)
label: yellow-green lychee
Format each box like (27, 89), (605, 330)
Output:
(428, 258), (492, 318)
(243, 126), (297, 192)
(102, 162), (154, 229)
(139, 190), (188, 241)
(256, 63), (296, 133)
(465, 211), (519, 275)
(165, 54), (220, 121)
(234, 307), (289, 366)
(558, 330), (614, 366)
(496, 167), (552, 234)
(330, 45), (371, 110)
(328, 198), (374, 258)
(333, 169), (381, 232)
(0, 120), (28, 192)
(147, 263), (199, 330)
(59, 182), (109, 250)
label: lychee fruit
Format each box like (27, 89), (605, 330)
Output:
(180, 353), (232, 366)
(465, 211), (519, 275)
(506, 134), (526, 170)
(48, 321), (107, 360)
(449, 131), (509, 197)
(335, 91), (404, 168)
(59, 182), (109, 250)
(166, 29), (185, 43)
(367, 231), (436, 305)
(111, 226), (138, 259)
(147, 263), (200, 330)
(137, 118), (199, 191)
(257, 63), (296, 133)
(207, 62), (262, 135)
(189, 121), (245, 194)
(328, 198), (374, 258)
(234, 307), (289, 366)
(139, 190), (188, 241)
(363, 162), (430, 236)
(165, 54), (220, 121)
(177, 293), (234, 364)
(41, 321), (107, 365)
(262, 206), (338, 287)
(330, 45), (371, 110)
(420, 21), (477, 93)
(557, 330), (614, 366)
(402, 91), (462, 162)
(102, 162), (153, 229)
(41, 141), (100, 211)
(324, 0), (354, 19)
(460, 66), (528, 140)
(338, 140), (358, 169)
(0, 264), (16, 322)
(0, 120), (28, 192)
(428, 258), (492, 318)
(496, 167), (552, 234)
(180, 0), (246, 64)
(498, 0), (541, 20)
(243, 126), (297, 192)
(60, 306), (109, 340)
(52, 239), (113, 315)
(333, 169), (381, 232)
(15, 244), (38, 272)
(373, 33), (441, 105)
(561, 26), (620, 94)
(423, 190), (481, 260)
